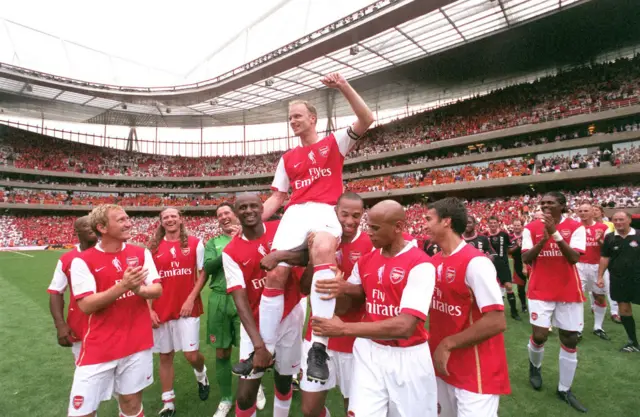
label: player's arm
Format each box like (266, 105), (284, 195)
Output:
(313, 263), (435, 339)
(260, 249), (309, 271)
(263, 158), (289, 221)
(133, 249), (163, 299)
(597, 235), (612, 286)
(323, 73), (374, 138)
(47, 260), (73, 346)
(299, 264), (314, 295)
(508, 237), (519, 255)
(521, 228), (546, 264)
(181, 240), (207, 316)
(314, 262), (366, 305)
(203, 238), (221, 283)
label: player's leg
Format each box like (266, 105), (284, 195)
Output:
(114, 350), (154, 417)
(605, 270), (621, 323)
(180, 317), (209, 400)
(68, 362), (116, 417)
(334, 350), (354, 414)
(554, 303), (587, 413)
(436, 378), (457, 417)
(273, 371), (294, 417)
(158, 351), (176, 416)
(386, 343), (437, 417)
(619, 302), (639, 351)
(348, 339), (390, 417)
(513, 268), (528, 313)
(527, 300), (554, 390)
(503, 281), (521, 321)
(300, 338), (336, 417)
(235, 378), (262, 417)
(590, 264), (610, 339)
(209, 292), (236, 415)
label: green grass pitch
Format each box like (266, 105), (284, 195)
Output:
(1, 249), (638, 416)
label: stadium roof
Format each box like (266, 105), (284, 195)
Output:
(0, 0), (589, 128)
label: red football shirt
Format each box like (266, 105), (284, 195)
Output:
(305, 230), (374, 353)
(429, 242), (510, 395)
(70, 243), (161, 366)
(580, 222), (610, 265)
(271, 128), (355, 208)
(47, 245), (86, 343)
(347, 244), (435, 348)
(152, 236), (205, 322)
(522, 217), (586, 302)
(223, 221), (301, 325)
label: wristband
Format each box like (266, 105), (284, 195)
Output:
(552, 231), (563, 242)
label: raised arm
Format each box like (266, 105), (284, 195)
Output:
(322, 73), (374, 137)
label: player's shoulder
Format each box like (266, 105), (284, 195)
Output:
(354, 230), (373, 249)
(405, 245), (432, 265)
(60, 246), (80, 262)
(525, 219), (542, 230)
(187, 235), (200, 245)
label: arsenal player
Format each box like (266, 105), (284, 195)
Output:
(576, 202), (611, 340)
(223, 194), (306, 417)
(425, 197), (510, 417)
(147, 207), (209, 417)
(255, 72), (374, 383)
(488, 216), (521, 321)
(509, 219), (528, 313)
(48, 216), (97, 361)
(311, 200), (437, 417)
(68, 204), (162, 417)
(462, 216), (493, 256)
(522, 192), (588, 413)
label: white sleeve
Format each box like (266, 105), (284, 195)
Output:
(47, 260), (68, 294)
(70, 258), (97, 299)
(196, 240), (205, 270)
(604, 228), (612, 236)
(399, 263), (436, 321)
(570, 225), (586, 253)
(346, 261), (362, 285)
(143, 249), (161, 285)
(334, 127), (356, 157)
(521, 228), (533, 251)
(222, 252), (246, 292)
(465, 257), (504, 313)
(271, 157), (290, 192)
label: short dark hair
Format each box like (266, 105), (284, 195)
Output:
(488, 216), (499, 222)
(428, 197), (468, 236)
(337, 192), (363, 206)
(544, 191), (567, 212)
(216, 202), (233, 216)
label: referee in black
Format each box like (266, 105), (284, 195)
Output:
(598, 210), (640, 352)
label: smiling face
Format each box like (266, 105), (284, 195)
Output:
(336, 197), (364, 240)
(539, 195), (563, 218)
(160, 208), (181, 234)
(577, 204), (593, 223)
(465, 217), (476, 235)
(612, 211), (631, 234)
(512, 219), (523, 234)
(97, 208), (132, 241)
(288, 102), (317, 137)
(234, 194), (263, 228)
(216, 205), (238, 234)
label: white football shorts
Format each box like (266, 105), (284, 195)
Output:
(577, 263), (608, 296)
(271, 202), (342, 255)
(152, 317), (201, 354)
(528, 299), (584, 331)
(437, 377), (500, 417)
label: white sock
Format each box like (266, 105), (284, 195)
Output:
(310, 265), (337, 346)
(161, 391), (175, 410)
(594, 302), (606, 331)
(273, 388), (292, 417)
(194, 364), (208, 384)
(119, 406), (143, 417)
(608, 295), (619, 316)
(259, 289), (285, 353)
(528, 337), (544, 368)
(589, 292), (595, 310)
(299, 296), (308, 321)
(558, 345), (578, 392)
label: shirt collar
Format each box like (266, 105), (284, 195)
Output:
(614, 228), (636, 237)
(96, 241), (126, 252)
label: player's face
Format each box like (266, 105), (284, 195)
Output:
(465, 218), (475, 234)
(100, 208), (132, 241)
(336, 199), (364, 239)
(216, 206), (237, 234)
(612, 212), (631, 233)
(160, 208), (181, 233)
(593, 207), (603, 221)
(488, 219), (499, 232)
(425, 208), (448, 243)
(366, 211), (396, 248)
(512, 221), (523, 234)
(289, 103), (316, 137)
(540, 195), (562, 217)
(235, 197), (263, 228)
(577, 205), (593, 222)
(76, 221), (97, 244)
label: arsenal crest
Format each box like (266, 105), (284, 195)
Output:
(390, 267), (405, 284)
(349, 251), (362, 263)
(319, 146), (329, 157)
(560, 229), (571, 239)
(595, 229), (603, 239)
(73, 395), (84, 410)
(445, 267), (456, 284)
(181, 247), (191, 256)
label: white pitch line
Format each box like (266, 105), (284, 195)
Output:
(4, 250), (34, 258)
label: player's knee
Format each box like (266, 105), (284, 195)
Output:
(619, 303), (632, 316)
(532, 330), (548, 346)
(559, 331), (578, 348)
(159, 352), (175, 364)
(183, 350), (200, 364)
(505, 283), (513, 292)
(273, 374), (292, 396)
(118, 393), (142, 415)
(216, 348), (231, 360)
(301, 401), (324, 417)
(310, 236), (337, 263)
(594, 294), (606, 305)
(266, 267), (288, 289)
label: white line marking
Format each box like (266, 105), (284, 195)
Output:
(5, 250), (34, 258)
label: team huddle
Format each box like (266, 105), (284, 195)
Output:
(46, 73), (639, 417)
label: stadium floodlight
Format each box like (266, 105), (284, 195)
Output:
(265, 79), (275, 87)
(166, 108), (171, 114)
(25, 84), (33, 93)
(350, 46), (360, 56)
(209, 99), (218, 106)
(121, 103), (127, 110)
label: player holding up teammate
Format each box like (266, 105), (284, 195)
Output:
(576, 202), (611, 340)
(312, 200), (437, 417)
(255, 72), (374, 384)
(68, 204), (162, 417)
(147, 207), (209, 417)
(488, 216), (522, 321)
(509, 218), (528, 313)
(223, 194), (306, 417)
(48, 216), (98, 361)
(522, 192), (588, 413)
(426, 198), (510, 417)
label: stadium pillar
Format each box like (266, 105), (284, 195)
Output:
(154, 122), (158, 155)
(325, 89), (336, 136)
(286, 111), (291, 148)
(200, 119), (204, 157)
(243, 113), (247, 156)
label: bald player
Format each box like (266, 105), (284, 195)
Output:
(312, 200), (437, 417)
(48, 216), (98, 361)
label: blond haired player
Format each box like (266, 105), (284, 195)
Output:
(68, 204), (162, 417)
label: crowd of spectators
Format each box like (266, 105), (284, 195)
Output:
(2, 185), (638, 248)
(1, 56), (639, 179)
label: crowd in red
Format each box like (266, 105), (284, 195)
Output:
(1, 56), (639, 178)
(2, 186), (637, 248)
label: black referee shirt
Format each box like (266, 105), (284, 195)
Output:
(601, 228), (640, 280)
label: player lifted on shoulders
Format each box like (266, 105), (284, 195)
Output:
(147, 207), (209, 417)
(576, 202), (611, 341)
(48, 216), (98, 362)
(487, 216), (522, 321)
(223, 194), (306, 417)
(426, 198), (510, 417)
(68, 204), (162, 417)
(522, 192), (588, 413)
(312, 200), (437, 417)
(254, 72), (375, 384)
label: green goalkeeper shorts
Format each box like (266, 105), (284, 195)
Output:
(207, 292), (240, 350)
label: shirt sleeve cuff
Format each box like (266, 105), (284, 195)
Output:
(47, 289), (63, 294)
(152, 279), (162, 284)
(270, 186), (282, 192)
(226, 285), (243, 294)
(74, 291), (95, 300)
(572, 248), (586, 254)
(480, 304), (505, 313)
(400, 307), (427, 321)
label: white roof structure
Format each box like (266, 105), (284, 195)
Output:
(0, 0), (589, 128)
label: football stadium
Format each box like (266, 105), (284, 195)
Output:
(1, 0), (640, 416)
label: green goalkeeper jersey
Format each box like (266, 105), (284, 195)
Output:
(204, 234), (233, 294)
